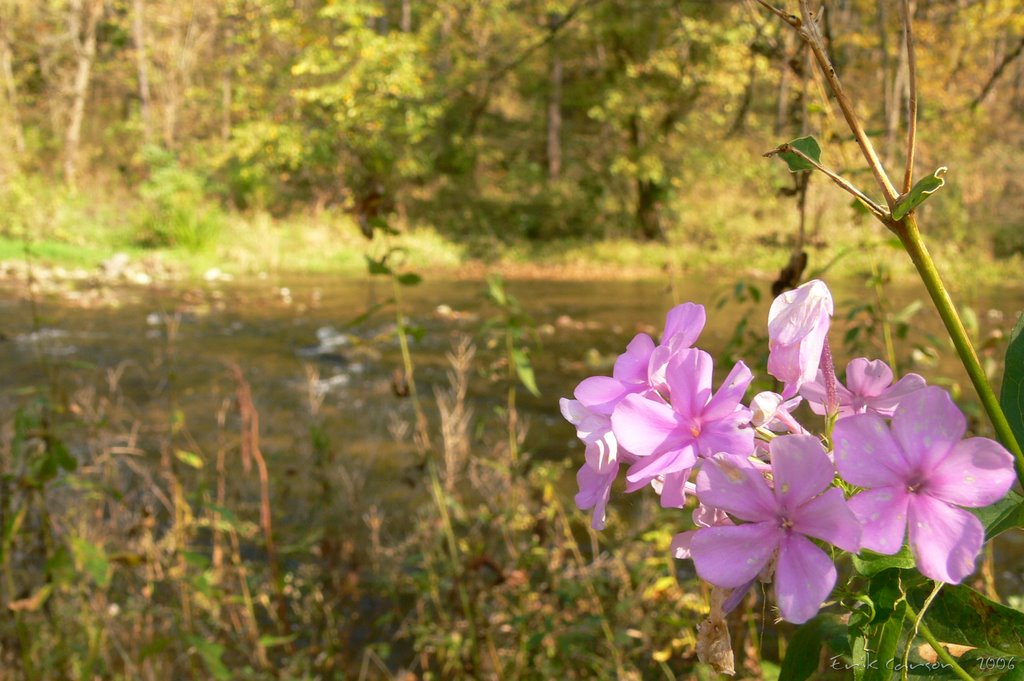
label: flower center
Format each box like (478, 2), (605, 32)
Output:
(689, 424), (701, 438)
(905, 474), (926, 494)
(778, 516), (793, 532)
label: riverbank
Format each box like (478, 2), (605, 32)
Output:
(2, 208), (1021, 303)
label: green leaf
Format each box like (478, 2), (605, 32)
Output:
(0, 506), (26, 565)
(892, 167), (947, 220)
(258, 634), (298, 648)
(779, 614), (848, 681)
(910, 584), (1024, 656)
(396, 272), (422, 286)
(51, 439), (77, 472)
(972, 489), (1024, 539)
(486, 274), (508, 307)
(512, 348), (541, 397)
(71, 537), (111, 588)
(365, 255), (392, 276)
(406, 324), (426, 343)
(853, 546), (916, 576)
(186, 636), (231, 681)
(862, 601), (906, 681)
(776, 136), (822, 172)
(175, 450), (204, 469)
(1000, 312), (1024, 455)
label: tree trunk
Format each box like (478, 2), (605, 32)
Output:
(64, 0), (103, 189)
(546, 19), (562, 181)
(775, 30), (794, 135)
(0, 6), (25, 156)
(132, 0), (152, 145)
(400, 0), (411, 33)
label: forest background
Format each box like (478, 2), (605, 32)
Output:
(1, 0), (1023, 279)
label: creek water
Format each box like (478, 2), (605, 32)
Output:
(3, 272), (1024, 596)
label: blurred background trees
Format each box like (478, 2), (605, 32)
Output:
(0, 0), (1022, 250)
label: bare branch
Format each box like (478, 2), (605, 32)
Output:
(970, 35), (1024, 110)
(764, 144), (889, 221)
(793, 0), (898, 206)
(751, 0), (801, 28)
(900, 0), (918, 193)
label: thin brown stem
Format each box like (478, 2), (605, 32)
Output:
(900, 0), (918, 193)
(751, 0), (800, 28)
(794, 0), (899, 205)
(765, 144), (888, 219)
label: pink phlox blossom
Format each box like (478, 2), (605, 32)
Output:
(833, 386), (1015, 584)
(801, 357), (926, 419)
(750, 391), (806, 434)
(767, 280), (833, 399)
(610, 347), (755, 508)
(689, 436), (861, 623)
(561, 303), (708, 527)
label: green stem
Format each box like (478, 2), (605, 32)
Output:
(391, 276), (431, 451)
(505, 329), (519, 466)
(896, 215), (1024, 480)
(903, 602), (973, 681)
(871, 261), (900, 373)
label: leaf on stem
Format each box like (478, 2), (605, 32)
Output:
(999, 312), (1024, 454)
(892, 167), (947, 220)
(775, 136), (822, 172)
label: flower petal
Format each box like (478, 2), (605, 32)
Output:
(691, 522), (782, 588)
(665, 348), (714, 418)
(908, 494), (984, 584)
(891, 386), (966, 471)
(696, 456), (776, 522)
(662, 302), (706, 347)
(925, 437), (1016, 508)
(703, 360), (754, 421)
(775, 534), (837, 624)
(559, 397), (587, 425)
(696, 409), (755, 458)
(833, 413), (909, 488)
(798, 373), (830, 415)
(867, 372), (926, 417)
(845, 358), (894, 398)
(767, 280), (834, 345)
(770, 435), (836, 509)
(574, 376), (632, 416)
(625, 444), (697, 483)
(613, 333), (656, 385)
(575, 463), (618, 531)
(792, 488), (861, 552)
(583, 426), (618, 474)
(611, 393), (683, 458)
(848, 486), (910, 554)
(658, 468), (693, 508)
(671, 531), (696, 559)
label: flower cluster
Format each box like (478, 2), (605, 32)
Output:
(561, 279), (1016, 624)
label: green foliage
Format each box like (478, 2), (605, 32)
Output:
(1000, 312), (1024, 450)
(134, 148), (223, 251)
(779, 614), (849, 681)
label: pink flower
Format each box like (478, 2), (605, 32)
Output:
(561, 303), (707, 526)
(767, 280), (833, 398)
(749, 391), (806, 434)
(801, 358), (926, 419)
(689, 436), (861, 623)
(611, 348), (754, 506)
(833, 387), (1015, 583)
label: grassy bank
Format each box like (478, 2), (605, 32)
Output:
(2, 168), (1021, 293)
